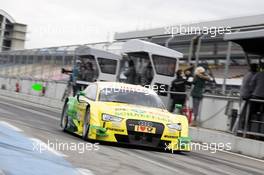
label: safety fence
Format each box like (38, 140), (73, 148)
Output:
(169, 91), (264, 140)
(0, 54), (74, 80)
(235, 98), (264, 138)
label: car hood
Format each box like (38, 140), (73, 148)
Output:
(97, 102), (179, 123)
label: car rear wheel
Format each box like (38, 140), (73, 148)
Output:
(61, 103), (69, 131)
(82, 107), (90, 141)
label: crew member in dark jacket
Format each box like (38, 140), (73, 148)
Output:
(241, 64), (258, 100)
(170, 70), (187, 112)
(250, 66), (264, 116)
(124, 60), (136, 84)
(239, 64), (258, 129)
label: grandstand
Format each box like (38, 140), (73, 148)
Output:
(114, 14), (264, 80)
(0, 46), (76, 80)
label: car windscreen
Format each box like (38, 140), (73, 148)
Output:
(99, 88), (165, 109)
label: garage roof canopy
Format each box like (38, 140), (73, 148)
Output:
(122, 39), (183, 58)
(224, 29), (264, 56)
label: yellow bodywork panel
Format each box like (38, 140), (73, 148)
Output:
(68, 82), (191, 152)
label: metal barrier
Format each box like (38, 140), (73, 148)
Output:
(236, 98), (264, 138)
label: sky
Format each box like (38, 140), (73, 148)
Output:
(1, 0), (264, 49)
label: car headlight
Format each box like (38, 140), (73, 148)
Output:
(167, 123), (182, 131)
(102, 114), (123, 122)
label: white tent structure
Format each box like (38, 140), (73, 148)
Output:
(121, 39), (183, 107)
(122, 39), (183, 58)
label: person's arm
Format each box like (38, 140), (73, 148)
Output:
(61, 68), (73, 74)
(192, 76), (197, 85)
(197, 73), (211, 81)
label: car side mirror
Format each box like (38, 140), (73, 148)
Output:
(77, 91), (86, 103)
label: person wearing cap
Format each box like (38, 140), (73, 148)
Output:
(191, 66), (211, 126)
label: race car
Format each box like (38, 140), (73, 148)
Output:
(60, 82), (191, 151)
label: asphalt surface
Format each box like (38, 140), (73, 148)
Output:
(0, 95), (264, 175)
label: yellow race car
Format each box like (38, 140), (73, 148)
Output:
(60, 82), (191, 151)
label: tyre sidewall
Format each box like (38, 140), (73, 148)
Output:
(61, 102), (68, 131)
(82, 107), (90, 140)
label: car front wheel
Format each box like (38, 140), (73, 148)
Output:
(61, 103), (69, 131)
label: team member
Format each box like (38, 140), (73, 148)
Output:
(250, 64), (264, 116)
(191, 66), (211, 126)
(61, 59), (82, 96)
(240, 64), (258, 100)
(239, 64), (258, 129)
(124, 60), (136, 84)
(141, 62), (153, 86)
(170, 70), (187, 112)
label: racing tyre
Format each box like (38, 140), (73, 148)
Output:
(82, 107), (90, 141)
(61, 103), (69, 131)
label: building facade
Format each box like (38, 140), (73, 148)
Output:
(0, 9), (27, 51)
(113, 14), (264, 79)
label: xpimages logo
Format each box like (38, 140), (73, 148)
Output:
(164, 141), (232, 154)
(164, 24), (232, 37)
(101, 84), (166, 96)
(32, 139), (100, 154)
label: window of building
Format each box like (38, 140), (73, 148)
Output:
(152, 54), (176, 77)
(97, 57), (117, 74)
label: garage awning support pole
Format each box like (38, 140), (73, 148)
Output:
(188, 37), (195, 65)
(195, 35), (203, 69)
(222, 41), (232, 94)
(0, 16), (6, 52)
(243, 101), (251, 138)
(165, 36), (175, 48)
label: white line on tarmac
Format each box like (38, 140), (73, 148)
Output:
(0, 101), (59, 121)
(0, 101), (95, 174)
(113, 147), (189, 175)
(77, 168), (94, 175)
(219, 149), (264, 163)
(0, 95), (62, 113)
(0, 121), (23, 132)
(194, 142), (264, 163)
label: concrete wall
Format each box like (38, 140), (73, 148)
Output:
(0, 77), (67, 101)
(190, 127), (264, 159)
(199, 95), (240, 132)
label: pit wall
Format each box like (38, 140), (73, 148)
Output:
(0, 76), (239, 133)
(199, 95), (240, 132)
(0, 76), (67, 101)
